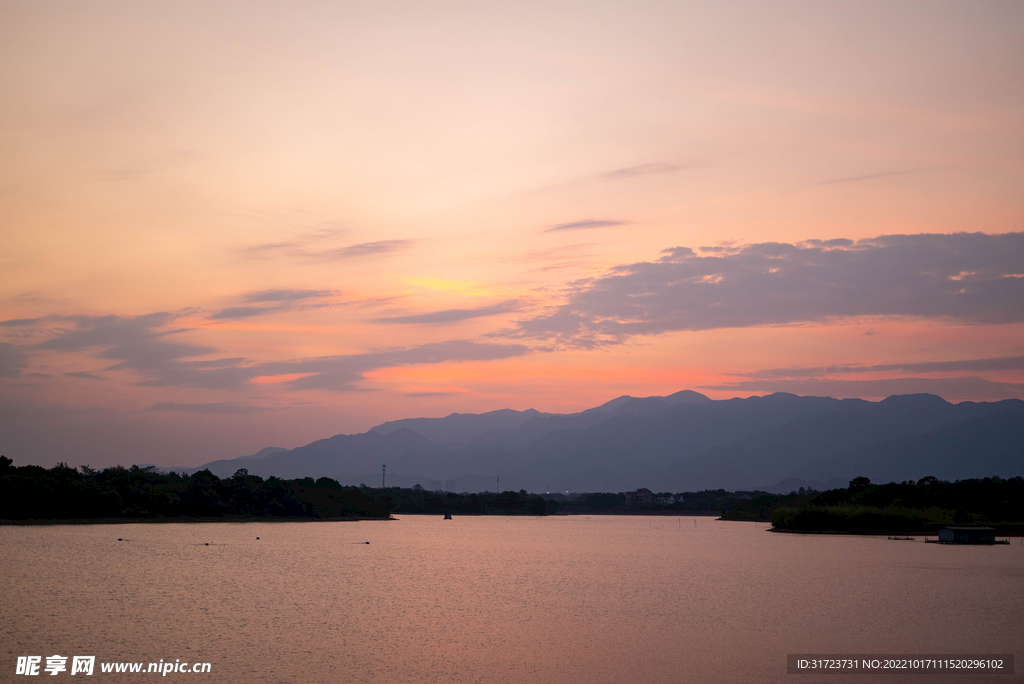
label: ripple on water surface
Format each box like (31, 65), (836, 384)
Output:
(2, 517), (1022, 683)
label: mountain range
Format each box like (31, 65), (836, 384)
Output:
(162, 391), (1024, 493)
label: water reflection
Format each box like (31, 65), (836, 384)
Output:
(2, 517), (1021, 683)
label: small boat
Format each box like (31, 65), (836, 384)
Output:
(443, 513), (452, 520)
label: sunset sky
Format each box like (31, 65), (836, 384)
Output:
(2, 1), (1023, 468)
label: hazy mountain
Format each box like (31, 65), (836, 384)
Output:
(157, 446), (288, 475)
(369, 408), (550, 444)
(248, 447), (289, 460)
(190, 429), (444, 480)
(179, 391), (1024, 492)
(582, 389), (713, 415)
(654, 394), (1024, 490)
(796, 408), (1024, 484)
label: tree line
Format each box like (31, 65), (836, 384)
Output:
(723, 475), (1024, 533)
(383, 484), (556, 516)
(548, 489), (771, 513)
(0, 457), (393, 520)
(7, 456), (1017, 531)
(0, 457), (556, 520)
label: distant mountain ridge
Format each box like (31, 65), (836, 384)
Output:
(369, 408), (550, 444)
(168, 391), (1024, 493)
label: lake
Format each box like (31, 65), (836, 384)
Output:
(2, 516), (1021, 683)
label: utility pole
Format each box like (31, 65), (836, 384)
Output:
(382, 464), (386, 489)
(496, 476), (499, 493)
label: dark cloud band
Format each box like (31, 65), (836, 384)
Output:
(509, 232), (1024, 347)
(7, 309), (531, 393)
(144, 402), (268, 414)
(734, 355), (1024, 380)
(372, 301), (520, 325)
(599, 162), (682, 179)
(0, 343), (26, 377)
(545, 220), (626, 233)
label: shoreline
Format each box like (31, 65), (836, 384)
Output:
(2, 510), (727, 525)
(0, 515), (394, 526)
(767, 527), (1023, 537)
(555, 510), (724, 517)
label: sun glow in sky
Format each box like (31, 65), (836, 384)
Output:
(2, 1), (1023, 467)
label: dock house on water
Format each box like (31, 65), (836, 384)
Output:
(937, 526), (997, 544)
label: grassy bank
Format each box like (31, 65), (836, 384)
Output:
(724, 476), (1024, 534)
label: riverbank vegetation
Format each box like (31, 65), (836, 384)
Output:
(724, 476), (1024, 534)
(0, 457), (555, 521)
(547, 489), (770, 514)
(5, 457), (1020, 531)
(386, 484), (556, 516)
(0, 458), (394, 520)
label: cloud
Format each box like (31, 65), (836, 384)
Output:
(522, 161), (701, 198)
(699, 376), (1024, 401)
(185, 357), (246, 368)
(503, 243), (596, 267)
(13, 313), (241, 389)
(404, 392), (457, 397)
(734, 355), (1024, 380)
(507, 232), (1024, 347)
(208, 306), (275, 320)
(100, 150), (198, 179)
(240, 289), (335, 303)
(209, 289), (338, 319)
(238, 239), (413, 261)
(144, 402), (268, 414)
(320, 240), (412, 259)
(0, 343), (26, 377)
(372, 301), (520, 325)
(253, 340), (532, 392)
(64, 371), (106, 381)
(34, 314), (215, 370)
(131, 337), (529, 393)
(599, 163), (684, 180)
(19, 307), (531, 392)
(238, 242), (298, 258)
(816, 170), (910, 186)
(799, 238), (855, 249)
(545, 220), (627, 233)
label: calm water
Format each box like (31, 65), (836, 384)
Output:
(2, 516), (1021, 683)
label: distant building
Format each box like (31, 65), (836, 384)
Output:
(937, 526), (997, 544)
(625, 488), (653, 507)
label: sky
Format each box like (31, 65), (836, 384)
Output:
(1, 1), (1023, 469)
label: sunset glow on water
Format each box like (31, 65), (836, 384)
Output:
(3, 518), (1022, 683)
